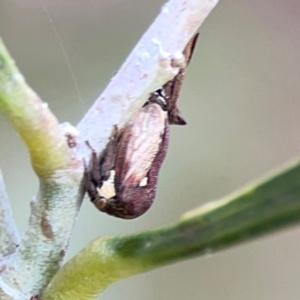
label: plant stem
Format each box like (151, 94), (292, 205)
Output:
(0, 38), (71, 177)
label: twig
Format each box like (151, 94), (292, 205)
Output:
(0, 39), (83, 298)
(0, 171), (83, 299)
(0, 168), (19, 259)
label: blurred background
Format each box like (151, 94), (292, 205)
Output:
(1, 0), (300, 299)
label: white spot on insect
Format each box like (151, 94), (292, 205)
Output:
(98, 170), (116, 199)
(139, 177), (148, 187)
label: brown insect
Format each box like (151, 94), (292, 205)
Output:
(84, 33), (199, 219)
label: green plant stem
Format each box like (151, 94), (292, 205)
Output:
(43, 157), (300, 300)
(0, 38), (71, 176)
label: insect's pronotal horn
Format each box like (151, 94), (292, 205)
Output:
(168, 108), (187, 125)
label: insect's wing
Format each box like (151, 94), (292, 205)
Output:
(114, 103), (168, 192)
(124, 118), (169, 219)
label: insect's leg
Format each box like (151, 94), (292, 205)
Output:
(83, 158), (98, 202)
(163, 77), (187, 125)
(85, 141), (101, 185)
(100, 126), (119, 180)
